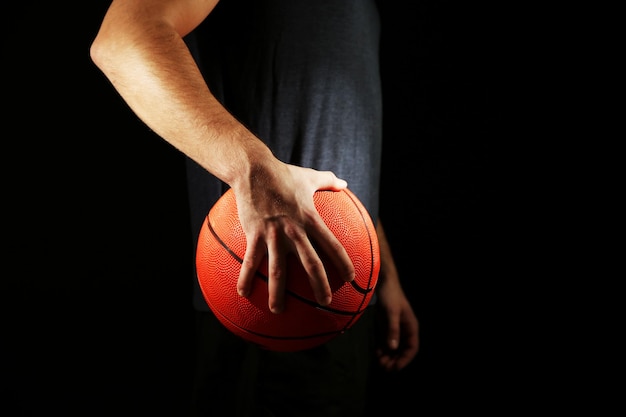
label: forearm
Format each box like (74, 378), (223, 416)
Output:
(376, 219), (401, 288)
(90, 0), (276, 189)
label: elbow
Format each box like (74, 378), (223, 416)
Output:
(90, 19), (129, 74)
(89, 30), (129, 80)
(89, 33), (110, 72)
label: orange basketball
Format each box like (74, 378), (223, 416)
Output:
(196, 187), (380, 352)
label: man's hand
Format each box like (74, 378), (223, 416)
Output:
(234, 163), (355, 314)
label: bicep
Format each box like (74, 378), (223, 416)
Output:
(102, 0), (220, 37)
(164, 0), (221, 36)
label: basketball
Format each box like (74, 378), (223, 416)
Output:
(196, 187), (380, 352)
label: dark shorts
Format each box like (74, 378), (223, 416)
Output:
(191, 305), (378, 417)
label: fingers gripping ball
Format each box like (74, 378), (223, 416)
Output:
(196, 188), (380, 352)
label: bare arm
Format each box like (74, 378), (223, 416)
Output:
(90, 0), (266, 186)
(375, 220), (420, 371)
(90, 0), (354, 313)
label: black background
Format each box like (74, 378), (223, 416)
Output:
(3, 1), (508, 415)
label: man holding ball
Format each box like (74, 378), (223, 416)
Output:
(90, 0), (419, 415)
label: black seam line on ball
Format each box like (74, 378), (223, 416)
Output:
(206, 217), (371, 316)
(342, 190), (377, 298)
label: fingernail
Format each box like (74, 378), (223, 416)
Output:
(270, 304), (283, 314)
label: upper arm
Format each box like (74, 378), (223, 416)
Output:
(91, 0), (220, 69)
(99, 0), (220, 38)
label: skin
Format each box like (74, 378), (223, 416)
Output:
(90, 0), (419, 370)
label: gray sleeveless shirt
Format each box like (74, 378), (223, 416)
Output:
(186, 0), (382, 310)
